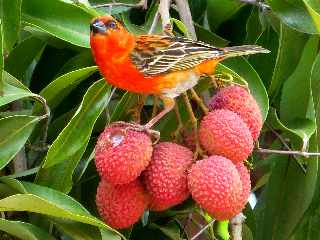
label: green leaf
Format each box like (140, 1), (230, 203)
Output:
(110, 92), (139, 122)
(194, 23), (229, 47)
(0, 218), (55, 240)
(52, 218), (102, 240)
(0, 19), (3, 94)
(33, 66), (98, 114)
(0, 72), (36, 107)
(268, 24), (309, 99)
(5, 37), (46, 83)
(0, 115), (40, 170)
(0, 178), (123, 238)
(150, 222), (181, 240)
(0, 0), (22, 54)
(279, 36), (319, 144)
(21, 0), (94, 48)
(255, 133), (318, 240)
(265, 0), (318, 34)
(36, 80), (111, 192)
(303, 0), (320, 32)
(206, 0), (244, 30)
(221, 57), (269, 122)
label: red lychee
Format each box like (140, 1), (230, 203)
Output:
(235, 162), (251, 209)
(143, 142), (193, 211)
(96, 179), (150, 229)
(199, 109), (253, 163)
(187, 155), (243, 220)
(95, 124), (153, 185)
(209, 85), (263, 140)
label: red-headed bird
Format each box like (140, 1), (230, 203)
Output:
(90, 15), (269, 129)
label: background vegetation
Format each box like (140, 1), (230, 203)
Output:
(0, 0), (320, 239)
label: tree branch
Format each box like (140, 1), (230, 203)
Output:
(231, 213), (246, 240)
(190, 219), (215, 240)
(159, 0), (172, 32)
(175, 0), (197, 40)
(239, 0), (270, 10)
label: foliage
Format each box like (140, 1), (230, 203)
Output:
(0, 0), (320, 239)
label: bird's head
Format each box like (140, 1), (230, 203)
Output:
(90, 15), (134, 62)
(90, 15), (124, 36)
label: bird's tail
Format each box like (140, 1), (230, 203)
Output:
(222, 45), (270, 58)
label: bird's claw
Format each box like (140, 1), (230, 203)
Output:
(111, 121), (160, 144)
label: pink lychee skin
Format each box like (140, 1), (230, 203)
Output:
(143, 142), (193, 211)
(188, 155), (243, 220)
(209, 86), (263, 140)
(235, 163), (251, 209)
(96, 179), (150, 229)
(199, 109), (253, 164)
(95, 125), (153, 185)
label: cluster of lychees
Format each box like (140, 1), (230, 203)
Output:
(95, 85), (262, 229)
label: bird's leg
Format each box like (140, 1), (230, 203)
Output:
(190, 88), (209, 115)
(113, 97), (174, 143)
(171, 103), (184, 142)
(145, 97), (175, 129)
(182, 93), (204, 160)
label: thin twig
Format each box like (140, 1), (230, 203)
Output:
(175, 0), (197, 40)
(256, 148), (320, 157)
(231, 213), (246, 240)
(32, 95), (50, 145)
(190, 219), (215, 240)
(159, 0), (172, 32)
(93, 0), (147, 9)
(239, 0), (270, 10)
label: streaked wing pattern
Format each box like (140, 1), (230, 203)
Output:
(130, 35), (224, 76)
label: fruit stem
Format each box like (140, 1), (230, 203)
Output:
(172, 103), (184, 141)
(182, 93), (204, 160)
(190, 88), (209, 115)
(216, 220), (230, 240)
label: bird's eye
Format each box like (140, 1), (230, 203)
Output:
(106, 20), (117, 30)
(90, 19), (107, 34)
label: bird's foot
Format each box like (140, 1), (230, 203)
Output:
(111, 121), (160, 144)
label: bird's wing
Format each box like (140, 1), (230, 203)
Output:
(130, 35), (224, 76)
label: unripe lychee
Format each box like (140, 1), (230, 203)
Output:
(188, 155), (243, 220)
(95, 124), (153, 185)
(96, 179), (150, 229)
(209, 86), (262, 140)
(235, 163), (251, 209)
(143, 142), (193, 211)
(199, 109), (253, 163)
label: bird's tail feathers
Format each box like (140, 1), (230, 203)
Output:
(223, 45), (270, 58)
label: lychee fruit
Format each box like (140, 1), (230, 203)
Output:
(209, 85), (262, 140)
(235, 162), (251, 209)
(187, 155), (243, 220)
(95, 124), (153, 185)
(96, 178), (150, 229)
(199, 109), (253, 163)
(143, 142), (193, 211)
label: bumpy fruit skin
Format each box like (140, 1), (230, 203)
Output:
(143, 142), (193, 211)
(96, 179), (150, 229)
(235, 163), (251, 209)
(95, 125), (153, 185)
(199, 109), (253, 163)
(188, 155), (243, 220)
(209, 86), (262, 140)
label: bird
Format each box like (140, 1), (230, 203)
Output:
(89, 15), (269, 131)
